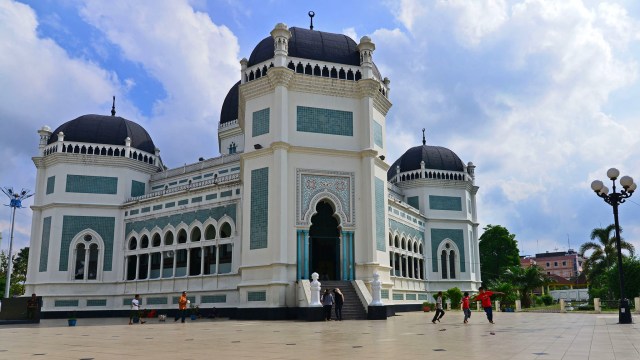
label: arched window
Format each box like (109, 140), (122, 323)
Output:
(388, 233), (393, 246)
(88, 244), (98, 280)
(305, 64), (312, 75)
(205, 225), (216, 240)
(394, 236), (399, 248)
(75, 243), (86, 280)
(220, 223), (232, 238)
(129, 237), (137, 250)
(401, 238), (406, 250)
(191, 227), (201, 242)
(177, 229), (187, 243)
(164, 231), (174, 245)
(72, 232), (102, 281)
(296, 63), (303, 73)
(449, 250), (456, 279)
(152, 233), (161, 247)
(140, 235), (149, 249)
(441, 250), (448, 279)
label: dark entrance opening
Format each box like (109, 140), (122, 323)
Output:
(309, 200), (340, 280)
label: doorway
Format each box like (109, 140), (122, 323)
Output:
(309, 200), (340, 280)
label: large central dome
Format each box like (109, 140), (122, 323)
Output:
(248, 27), (360, 68)
(48, 114), (156, 154)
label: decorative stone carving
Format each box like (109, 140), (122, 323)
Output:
(296, 169), (355, 227)
(267, 67), (294, 88)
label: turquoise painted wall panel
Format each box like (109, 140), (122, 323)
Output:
(296, 106), (353, 136)
(201, 295), (226, 303)
(381, 289), (389, 299)
(125, 204), (237, 235)
(375, 178), (386, 251)
(373, 120), (383, 147)
(39, 217), (52, 272)
(389, 219), (424, 240)
(66, 175), (118, 194)
(407, 196), (420, 210)
(252, 108), (270, 137)
(430, 228), (465, 272)
(250, 167), (268, 249)
(131, 180), (146, 197)
(59, 215), (115, 271)
(248, 291), (266, 301)
(54, 300), (79, 307)
(87, 299), (107, 307)
(146, 297), (168, 305)
(46, 176), (55, 194)
(393, 293), (404, 300)
(429, 195), (462, 211)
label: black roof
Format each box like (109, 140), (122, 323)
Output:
(248, 27), (361, 67)
(219, 81), (240, 125)
(387, 145), (465, 181)
(48, 114), (156, 153)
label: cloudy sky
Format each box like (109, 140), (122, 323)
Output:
(2, 0), (640, 258)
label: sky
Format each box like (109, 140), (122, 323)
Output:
(2, 0), (640, 259)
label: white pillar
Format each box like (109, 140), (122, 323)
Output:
(476, 301), (482, 311)
(634, 297), (640, 313)
(515, 300), (521, 312)
(310, 272), (322, 307)
(495, 300), (500, 312)
(560, 299), (566, 313)
(594, 298), (601, 313)
(446, 301), (451, 311)
(370, 272), (383, 306)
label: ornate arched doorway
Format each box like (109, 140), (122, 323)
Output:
(309, 201), (340, 280)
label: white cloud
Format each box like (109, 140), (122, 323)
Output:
(79, 0), (241, 166)
(343, 27), (358, 41)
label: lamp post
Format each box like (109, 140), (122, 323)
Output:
(590, 168), (637, 324)
(1, 187), (34, 298)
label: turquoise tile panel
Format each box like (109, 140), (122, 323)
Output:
(153, 205), (163, 211)
(125, 204), (237, 235)
(87, 299), (107, 307)
(177, 199), (188, 206)
(252, 108), (270, 137)
(381, 289), (389, 299)
(203, 173), (214, 178)
(39, 217), (52, 272)
(130, 209), (139, 215)
(296, 106), (353, 136)
(193, 175), (202, 180)
(168, 181), (177, 186)
(201, 295), (227, 303)
(230, 167), (240, 172)
(375, 178), (385, 251)
(54, 299), (79, 307)
(406, 294), (417, 300)
(146, 297), (168, 305)
(418, 294), (429, 301)
(389, 219), (424, 240)
(46, 176), (55, 195)
(407, 196), (419, 210)
(392, 293), (404, 301)
(219, 169), (228, 174)
(430, 228), (465, 273)
(429, 195), (462, 211)
(131, 180), (146, 197)
(220, 190), (232, 198)
(205, 194), (217, 200)
(66, 175), (117, 194)
(250, 167), (268, 249)
(59, 215), (115, 271)
(247, 291), (266, 301)
(165, 202), (175, 208)
(141, 207), (150, 213)
(191, 196), (202, 203)
(152, 184), (164, 190)
(172, 296), (195, 304)
(179, 179), (188, 184)
(373, 120), (383, 147)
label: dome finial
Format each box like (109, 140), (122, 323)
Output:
(422, 128), (426, 145)
(111, 96), (116, 116)
(308, 11), (315, 30)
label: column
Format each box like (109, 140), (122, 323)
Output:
(303, 230), (310, 279)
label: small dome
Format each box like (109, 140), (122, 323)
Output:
(48, 114), (155, 153)
(219, 80), (240, 125)
(387, 145), (465, 181)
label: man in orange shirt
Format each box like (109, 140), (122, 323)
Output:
(174, 291), (188, 323)
(473, 287), (504, 324)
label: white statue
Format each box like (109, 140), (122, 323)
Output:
(370, 272), (383, 306)
(310, 272), (322, 307)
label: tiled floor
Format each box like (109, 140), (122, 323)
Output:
(1, 311), (639, 359)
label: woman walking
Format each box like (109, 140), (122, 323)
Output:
(322, 289), (334, 321)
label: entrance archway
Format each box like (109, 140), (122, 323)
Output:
(309, 200), (340, 280)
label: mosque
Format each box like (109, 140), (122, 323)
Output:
(25, 20), (482, 319)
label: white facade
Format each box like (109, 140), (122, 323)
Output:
(25, 23), (480, 314)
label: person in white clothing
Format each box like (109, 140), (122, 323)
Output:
(129, 294), (145, 325)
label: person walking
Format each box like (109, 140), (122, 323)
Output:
(462, 292), (471, 324)
(333, 288), (344, 321)
(26, 293), (39, 320)
(321, 289), (334, 321)
(473, 287), (504, 324)
(129, 294), (145, 325)
(432, 291), (445, 324)
(174, 291), (188, 323)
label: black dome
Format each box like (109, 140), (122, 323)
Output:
(48, 114), (155, 153)
(387, 145), (465, 181)
(249, 27), (360, 67)
(219, 80), (240, 125)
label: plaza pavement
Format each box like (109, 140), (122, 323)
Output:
(1, 311), (639, 359)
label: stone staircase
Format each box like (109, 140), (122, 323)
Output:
(320, 281), (367, 320)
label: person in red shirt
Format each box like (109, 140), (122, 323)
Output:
(462, 292), (471, 324)
(473, 287), (504, 324)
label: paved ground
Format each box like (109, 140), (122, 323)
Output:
(1, 311), (639, 359)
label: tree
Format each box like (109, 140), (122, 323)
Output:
(502, 265), (549, 308)
(446, 287), (463, 308)
(478, 225), (520, 286)
(579, 225), (635, 286)
(0, 247), (30, 297)
(606, 257), (640, 300)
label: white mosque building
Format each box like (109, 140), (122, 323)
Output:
(25, 21), (481, 319)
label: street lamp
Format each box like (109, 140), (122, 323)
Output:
(590, 168), (637, 324)
(1, 187), (34, 298)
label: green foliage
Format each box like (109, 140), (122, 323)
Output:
(605, 257), (640, 300)
(580, 224), (635, 286)
(0, 249), (29, 297)
(488, 280), (518, 306)
(446, 287), (463, 308)
(479, 225), (520, 286)
(501, 265), (550, 307)
(540, 294), (553, 306)
(432, 292), (448, 302)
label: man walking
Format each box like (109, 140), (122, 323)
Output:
(174, 291), (188, 323)
(129, 294), (145, 325)
(432, 291), (445, 324)
(473, 287), (504, 324)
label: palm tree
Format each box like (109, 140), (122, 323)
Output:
(579, 224), (635, 277)
(503, 265), (550, 308)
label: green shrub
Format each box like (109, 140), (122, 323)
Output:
(541, 294), (553, 306)
(446, 287), (463, 308)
